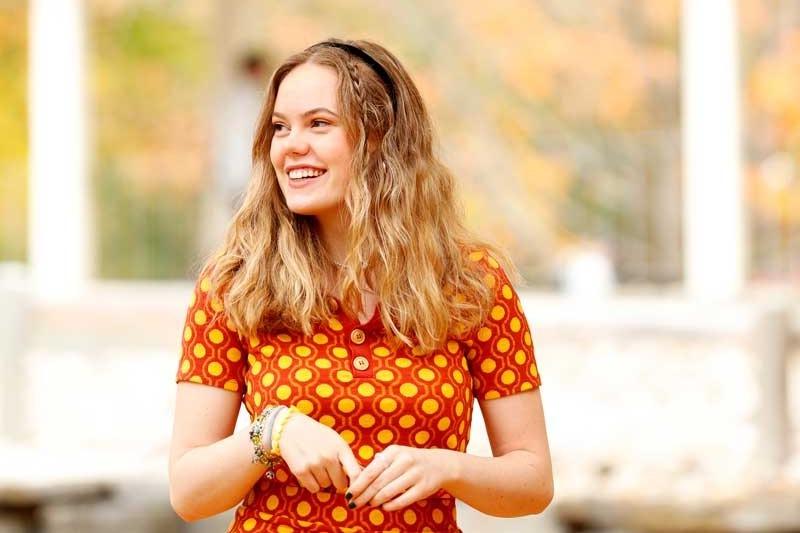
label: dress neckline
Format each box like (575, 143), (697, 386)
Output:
(329, 296), (382, 330)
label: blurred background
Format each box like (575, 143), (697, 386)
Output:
(1, 0), (799, 532)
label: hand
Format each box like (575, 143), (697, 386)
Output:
(346, 445), (455, 511)
(278, 413), (362, 494)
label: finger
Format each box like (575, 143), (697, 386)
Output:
(352, 458), (406, 508)
(311, 464), (332, 489)
(338, 446), (363, 485)
(347, 452), (389, 502)
(296, 471), (321, 494)
(328, 461), (349, 494)
(379, 481), (425, 512)
(368, 471), (416, 508)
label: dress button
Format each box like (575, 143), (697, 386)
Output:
(353, 356), (370, 371)
(350, 329), (366, 344)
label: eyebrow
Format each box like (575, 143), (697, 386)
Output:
(271, 107), (339, 120)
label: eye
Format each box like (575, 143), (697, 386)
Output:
(311, 119), (330, 128)
(272, 123), (287, 132)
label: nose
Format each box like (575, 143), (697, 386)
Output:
(286, 128), (310, 156)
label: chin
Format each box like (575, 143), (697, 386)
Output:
(283, 202), (313, 215)
(285, 201), (331, 217)
(285, 200), (347, 221)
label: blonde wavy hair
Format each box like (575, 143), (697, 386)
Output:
(201, 37), (519, 353)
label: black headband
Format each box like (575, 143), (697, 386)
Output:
(311, 40), (397, 114)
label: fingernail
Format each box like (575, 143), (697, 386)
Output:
(348, 501), (356, 509)
(345, 491), (352, 500)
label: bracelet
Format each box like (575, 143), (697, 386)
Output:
(263, 405), (287, 449)
(270, 405), (300, 456)
(249, 404), (282, 478)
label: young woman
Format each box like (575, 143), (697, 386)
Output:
(169, 37), (552, 533)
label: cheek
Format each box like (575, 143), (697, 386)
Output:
(323, 131), (353, 165)
(269, 141), (283, 168)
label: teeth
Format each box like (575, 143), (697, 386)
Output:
(288, 168), (326, 179)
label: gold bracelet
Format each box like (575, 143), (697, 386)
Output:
(270, 405), (299, 456)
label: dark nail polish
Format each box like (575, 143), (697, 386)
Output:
(345, 491), (352, 500)
(348, 501), (356, 509)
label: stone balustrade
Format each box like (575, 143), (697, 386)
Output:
(1, 281), (797, 532)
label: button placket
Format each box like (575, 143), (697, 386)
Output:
(335, 298), (382, 379)
(348, 327), (374, 378)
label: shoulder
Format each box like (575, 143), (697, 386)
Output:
(185, 267), (240, 335)
(462, 244), (520, 288)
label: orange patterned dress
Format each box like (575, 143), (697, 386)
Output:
(175, 251), (542, 532)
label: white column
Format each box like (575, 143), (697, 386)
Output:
(681, 0), (746, 300)
(0, 284), (31, 442)
(28, 0), (92, 302)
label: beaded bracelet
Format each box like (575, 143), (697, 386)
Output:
(270, 405), (300, 456)
(263, 405), (286, 450)
(249, 404), (283, 479)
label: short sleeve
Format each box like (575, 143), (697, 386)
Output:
(175, 274), (247, 394)
(464, 251), (541, 401)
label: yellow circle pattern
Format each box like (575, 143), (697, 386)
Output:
(377, 429), (394, 443)
(175, 252), (542, 530)
(338, 398), (356, 413)
(208, 328), (223, 344)
(207, 362), (223, 377)
(399, 383), (418, 397)
(357, 383), (375, 397)
(399, 414), (415, 428)
(296, 399), (313, 414)
(316, 384), (333, 398)
(358, 414), (376, 428)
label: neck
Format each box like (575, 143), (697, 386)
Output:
(315, 208), (349, 266)
(314, 208), (376, 299)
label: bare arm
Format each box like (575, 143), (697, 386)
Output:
(168, 382), (266, 522)
(168, 382), (364, 522)
(441, 388), (553, 517)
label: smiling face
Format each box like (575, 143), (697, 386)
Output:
(269, 62), (355, 221)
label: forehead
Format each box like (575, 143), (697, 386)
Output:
(274, 62), (340, 114)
